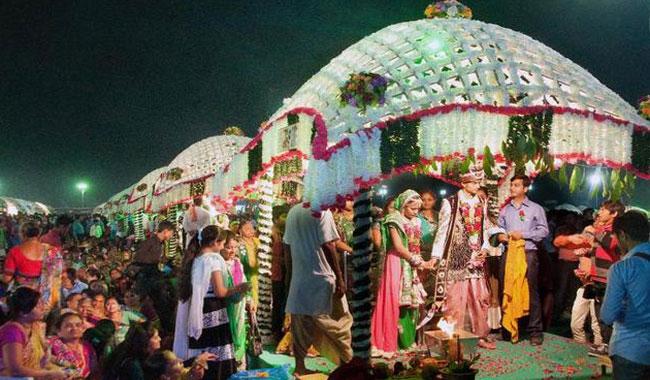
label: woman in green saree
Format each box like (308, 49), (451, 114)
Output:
(220, 231), (248, 369)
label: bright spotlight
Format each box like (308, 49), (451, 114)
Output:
(589, 171), (601, 187)
(439, 189), (447, 196)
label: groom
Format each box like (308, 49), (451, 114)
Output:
(428, 168), (495, 349)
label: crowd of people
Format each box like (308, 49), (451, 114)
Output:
(0, 171), (648, 379)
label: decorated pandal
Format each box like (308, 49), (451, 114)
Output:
(0, 196), (51, 216)
(95, 1), (649, 378)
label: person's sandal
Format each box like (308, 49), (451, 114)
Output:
(478, 338), (496, 350)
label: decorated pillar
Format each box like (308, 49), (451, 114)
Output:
(349, 188), (373, 359)
(256, 174), (274, 343)
(134, 209), (146, 242)
(164, 204), (182, 263)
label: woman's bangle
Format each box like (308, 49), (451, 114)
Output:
(409, 255), (423, 267)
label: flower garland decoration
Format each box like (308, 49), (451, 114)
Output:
(273, 157), (302, 181)
(459, 202), (483, 251)
(136, 183), (147, 192)
(223, 125), (245, 136)
(339, 72), (389, 112)
(280, 181), (299, 200)
(639, 95), (650, 121)
(248, 141), (263, 180)
(190, 180), (205, 197)
(166, 167), (184, 181)
(424, 1), (472, 20)
(380, 118), (421, 174)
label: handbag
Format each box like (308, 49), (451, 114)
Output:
(246, 303), (263, 357)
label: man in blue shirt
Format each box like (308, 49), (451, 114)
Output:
(497, 174), (549, 345)
(601, 211), (650, 379)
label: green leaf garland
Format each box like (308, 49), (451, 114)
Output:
(273, 157), (302, 180)
(502, 111), (553, 173)
(551, 165), (635, 202)
(380, 119), (421, 174)
(190, 180), (205, 197)
(631, 129), (650, 173)
(287, 114), (299, 125)
(248, 141), (263, 180)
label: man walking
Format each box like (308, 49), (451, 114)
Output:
(283, 204), (352, 377)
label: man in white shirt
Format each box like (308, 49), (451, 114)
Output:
(181, 197), (211, 248)
(283, 204), (353, 376)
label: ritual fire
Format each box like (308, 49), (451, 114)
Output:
(425, 318), (479, 361)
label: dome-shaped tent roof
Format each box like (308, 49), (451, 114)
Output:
(0, 197), (51, 215)
(126, 166), (168, 213)
(129, 166), (167, 203)
(272, 18), (649, 140)
(154, 135), (250, 196)
(103, 185), (134, 214)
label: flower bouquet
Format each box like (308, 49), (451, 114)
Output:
(224, 125), (245, 136)
(424, 1), (473, 19)
(166, 167), (184, 181)
(639, 95), (650, 121)
(339, 72), (389, 112)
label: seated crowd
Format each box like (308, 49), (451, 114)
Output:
(0, 177), (647, 379)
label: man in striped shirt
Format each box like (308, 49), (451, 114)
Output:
(573, 200), (624, 356)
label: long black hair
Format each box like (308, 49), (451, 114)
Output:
(178, 225), (226, 302)
(102, 321), (158, 379)
(7, 286), (40, 320)
(142, 350), (173, 380)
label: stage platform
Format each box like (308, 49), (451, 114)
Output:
(253, 333), (611, 379)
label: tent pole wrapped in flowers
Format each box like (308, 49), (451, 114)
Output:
(254, 5), (650, 359)
(210, 115), (315, 343)
(124, 166), (168, 242)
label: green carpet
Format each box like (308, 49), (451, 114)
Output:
(473, 334), (609, 379)
(254, 349), (337, 375)
(255, 334), (611, 379)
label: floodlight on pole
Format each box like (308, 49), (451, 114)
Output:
(76, 182), (88, 208)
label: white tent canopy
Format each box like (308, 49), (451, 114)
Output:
(126, 166), (168, 214)
(272, 18), (649, 143)
(151, 135), (250, 211)
(0, 197), (51, 216)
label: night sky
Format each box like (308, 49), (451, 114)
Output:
(1, 0), (648, 209)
